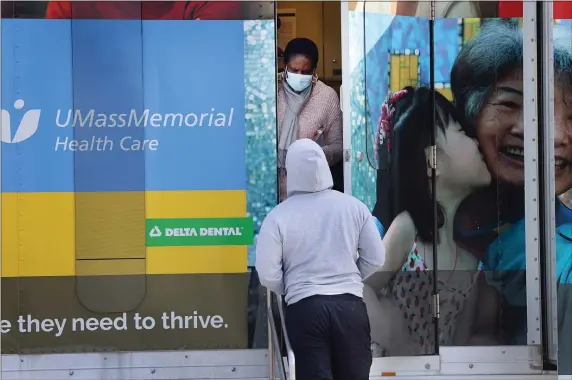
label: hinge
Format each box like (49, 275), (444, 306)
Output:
(429, 145), (437, 169)
(344, 149), (351, 163)
(432, 294), (440, 319)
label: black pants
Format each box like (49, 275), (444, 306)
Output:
(285, 294), (372, 380)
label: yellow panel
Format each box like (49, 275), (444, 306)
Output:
(76, 259), (146, 276)
(400, 69), (408, 86)
(409, 56), (418, 78)
(75, 192), (145, 260)
(391, 55), (418, 92)
(2, 190), (248, 277)
(147, 246), (247, 274)
(390, 55), (401, 92)
(2, 192), (75, 277)
(146, 190), (247, 274)
(2, 193), (19, 277)
(463, 18), (481, 42)
(438, 88), (453, 101)
(405, 56), (418, 89)
(146, 190), (246, 218)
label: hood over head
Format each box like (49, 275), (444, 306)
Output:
(285, 138), (333, 197)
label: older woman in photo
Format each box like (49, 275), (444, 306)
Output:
(450, 20), (572, 349)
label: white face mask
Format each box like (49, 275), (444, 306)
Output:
(285, 72), (313, 92)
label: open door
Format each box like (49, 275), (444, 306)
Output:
(341, 1), (441, 368)
(341, 1), (548, 377)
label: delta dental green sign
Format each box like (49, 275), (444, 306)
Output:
(146, 217), (254, 247)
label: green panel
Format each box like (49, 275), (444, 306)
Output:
(146, 217), (254, 247)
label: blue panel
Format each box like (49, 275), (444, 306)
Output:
(1, 20), (74, 193)
(1, 19), (246, 193)
(70, 20), (146, 192)
(142, 20), (246, 191)
(433, 18), (461, 84)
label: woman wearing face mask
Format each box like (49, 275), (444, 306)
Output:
(278, 38), (343, 202)
(451, 20), (572, 346)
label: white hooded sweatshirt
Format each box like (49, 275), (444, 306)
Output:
(255, 138), (386, 305)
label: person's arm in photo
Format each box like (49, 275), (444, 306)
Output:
(364, 211), (415, 290)
(255, 215), (285, 295)
(454, 272), (502, 346)
(452, 274), (479, 345)
(186, 1), (242, 20)
(321, 90), (343, 166)
(467, 274), (501, 345)
(357, 212), (386, 281)
(380, 211), (416, 272)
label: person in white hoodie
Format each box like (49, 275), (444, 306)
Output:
(255, 138), (386, 380)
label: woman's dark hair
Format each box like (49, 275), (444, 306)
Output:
(283, 38), (319, 70)
(373, 87), (470, 243)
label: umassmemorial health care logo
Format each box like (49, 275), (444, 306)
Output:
(1, 98), (236, 150)
(1, 99), (41, 144)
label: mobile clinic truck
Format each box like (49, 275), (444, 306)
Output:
(0, 1), (570, 380)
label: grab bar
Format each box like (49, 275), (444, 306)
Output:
(267, 291), (296, 379)
(268, 303), (287, 380)
(276, 294), (296, 378)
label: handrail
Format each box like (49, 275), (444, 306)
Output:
(276, 295), (296, 379)
(267, 291), (277, 379)
(268, 304), (287, 380)
(267, 291), (296, 380)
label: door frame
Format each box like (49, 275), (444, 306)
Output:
(340, 0), (546, 375)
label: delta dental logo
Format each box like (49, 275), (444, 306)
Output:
(1, 98), (236, 151)
(149, 226), (162, 237)
(145, 218), (254, 247)
(1, 99), (41, 144)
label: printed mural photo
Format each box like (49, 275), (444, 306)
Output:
(348, 2), (572, 374)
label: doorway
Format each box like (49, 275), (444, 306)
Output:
(277, 2), (342, 95)
(276, 1), (344, 194)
